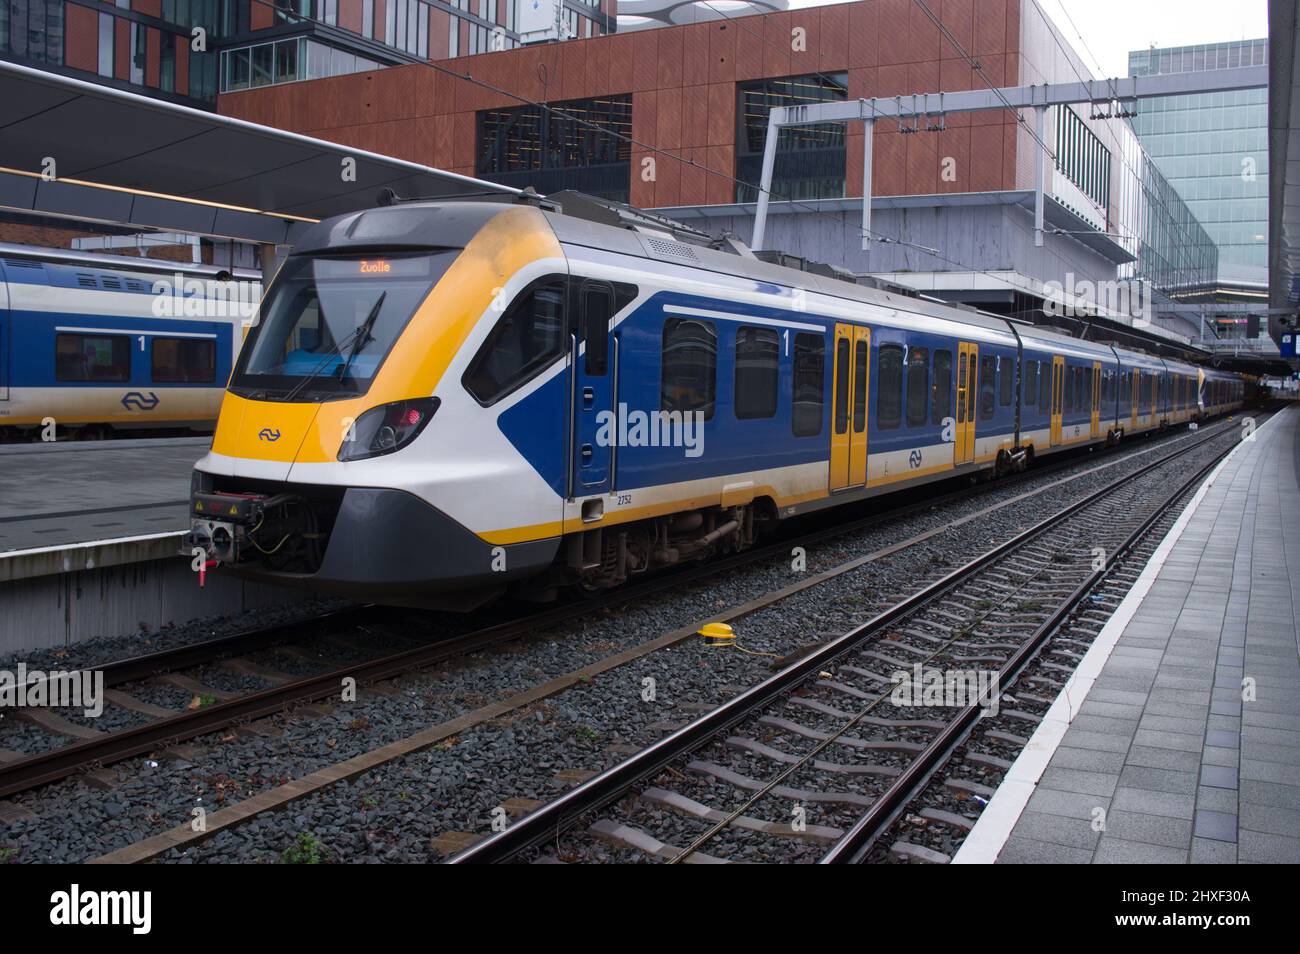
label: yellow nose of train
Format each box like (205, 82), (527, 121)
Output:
(192, 201), (569, 609)
(209, 204), (564, 470)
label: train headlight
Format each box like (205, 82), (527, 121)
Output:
(337, 397), (439, 461)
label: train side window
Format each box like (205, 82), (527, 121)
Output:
(792, 333), (824, 437)
(956, 351), (967, 423)
(852, 338), (868, 432)
(1040, 360), (1051, 409)
(876, 344), (903, 429)
(833, 338), (851, 434)
(978, 354), (996, 420)
(1024, 360), (1038, 406)
(906, 346), (929, 427)
(463, 280), (566, 406)
(1064, 364), (1075, 412)
(998, 356), (1013, 407)
(931, 349), (952, 425)
(152, 337), (216, 384)
(661, 317), (717, 420)
(735, 326), (778, 420)
(55, 333), (130, 383)
(581, 281), (613, 375)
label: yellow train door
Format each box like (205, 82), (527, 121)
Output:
(850, 326), (870, 486)
(1090, 362), (1101, 439)
(830, 324), (869, 491)
(1131, 371), (1139, 430)
(1050, 356), (1064, 446)
(955, 341), (977, 464)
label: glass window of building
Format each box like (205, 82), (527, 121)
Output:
(1054, 106), (1111, 213)
(2, 0), (65, 64)
(478, 95), (633, 201)
(735, 74), (848, 204)
(1127, 39), (1268, 293)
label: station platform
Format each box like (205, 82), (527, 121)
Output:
(0, 437), (302, 652)
(957, 403), (1300, 865)
(0, 437), (204, 582)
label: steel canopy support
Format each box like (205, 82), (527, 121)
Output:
(1034, 104), (1047, 248)
(752, 108), (783, 251)
(861, 118), (875, 253)
(748, 65), (1263, 257)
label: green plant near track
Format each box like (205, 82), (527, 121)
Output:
(281, 832), (328, 864)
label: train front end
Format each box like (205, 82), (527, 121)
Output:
(188, 200), (567, 609)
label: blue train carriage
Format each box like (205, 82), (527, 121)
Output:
(1015, 324), (1118, 456)
(1110, 346), (1166, 437)
(0, 245), (250, 439)
(1199, 366), (1242, 419)
(184, 195), (1250, 610)
(544, 211), (1031, 530)
(1161, 357), (1202, 427)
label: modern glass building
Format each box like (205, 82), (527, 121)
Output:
(0, 0), (617, 107)
(1128, 39), (1269, 297)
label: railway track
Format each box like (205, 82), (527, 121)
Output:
(446, 417), (1250, 863)
(0, 418), (1236, 804)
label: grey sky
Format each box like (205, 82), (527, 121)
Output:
(782, 0), (1268, 78)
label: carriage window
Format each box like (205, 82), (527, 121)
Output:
(876, 344), (903, 429)
(661, 317), (717, 420)
(55, 334), (130, 382)
(792, 333), (824, 437)
(931, 350), (952, 426)
(998, 356), (1013, 407)
(464, 280), (566, 405)
(1024, 360), (1038, 406)
(1040, 361), (1051, 410)
(853, 339), (868, 432)
(833, 338), (850, 434)
(906, 346), (929, 427)
(978, 355), (996, 420)
(956, 351), (967, 423)
(581, 281), (613, 375)
(1064, 364), (1074, 412)
(152, 337), (216, 384)
(735, 326), (778, 420)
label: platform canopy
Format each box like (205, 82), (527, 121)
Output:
(0, 60), (519, 245)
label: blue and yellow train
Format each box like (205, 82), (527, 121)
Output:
(0, 244), (254, 440)
(187, 194), (1247, 609)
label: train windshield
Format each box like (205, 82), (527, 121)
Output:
(230, 250), (458, 400)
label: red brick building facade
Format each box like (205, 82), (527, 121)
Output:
(219, 0), (1033, 211)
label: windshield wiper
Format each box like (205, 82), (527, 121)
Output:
(279, 292), (384, 402)
(336, 291), (386, 385)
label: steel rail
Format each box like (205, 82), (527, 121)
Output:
(447, 423), (1242, 863)
(819, 436), (1235, 862)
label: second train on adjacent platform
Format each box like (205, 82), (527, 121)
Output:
(0, 244), (255, 440)
(188, 194), (1247, 609)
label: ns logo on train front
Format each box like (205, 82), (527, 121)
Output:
(184, 194), (1249, 611)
